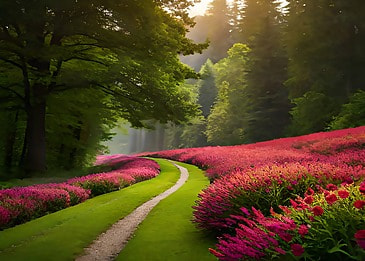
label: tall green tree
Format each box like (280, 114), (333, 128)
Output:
(205, 0), (232, 62)
(329, 90), (365, 130)
(286, 0), (365, 134)
(240, 0), (290, 142)
(46, 88), (117, 170)
(197, 59), (217, 118)
(206, 43), (250, 145)
(164, 82), (209, 149)
(0, 0), (205, 174)
(229, 0), (245, 43)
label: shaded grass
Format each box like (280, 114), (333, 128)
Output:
(0, 159), (179, 261)
(117, 161), (217, 261)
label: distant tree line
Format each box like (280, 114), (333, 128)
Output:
(166, 0), (365, 148)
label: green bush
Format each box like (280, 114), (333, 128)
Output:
(330, 90), (365, 130)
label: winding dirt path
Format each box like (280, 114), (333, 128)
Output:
(76, 162), (188, 261)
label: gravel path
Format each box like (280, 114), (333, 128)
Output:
(76, 162), (188, 261)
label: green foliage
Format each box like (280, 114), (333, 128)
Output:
(0, 0), (205, 174)
(205, 0), (233, 62)
(179, 116), (208, 148)
(289, 92), (337, 136)
(164, 82), (210, 149)
(242, 0), (290, 143)
(197, 59), (217, 118)
(330, 90), (365, 130)
(46, 88), (117, 169)
(206, 44), (250, 145)
(288, 184), (365, 260)
(286, 0), (365, 135)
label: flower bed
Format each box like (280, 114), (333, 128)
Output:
(211, 181), (365, 260)
(143, 126), (365, 260)
(0, 155), (160, 230)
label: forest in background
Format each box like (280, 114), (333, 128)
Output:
(166, 0), (365, 149)
(1, 0), (365, 178)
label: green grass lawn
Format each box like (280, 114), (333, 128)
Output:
(0, 159), (179, 261)
(117, 161), (217, 261)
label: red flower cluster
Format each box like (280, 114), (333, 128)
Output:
(355, 230), (365, 249)
(312, 206), (324, 216)
(325, 193), (338, 205)
(354, 200), (365, 209)
(360, 181), (365, 194)
(338, 190), (350, 199)
(291, 243), (305, 256)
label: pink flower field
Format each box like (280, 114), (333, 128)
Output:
(143, 126), (365, 260)
(0, 155), (160, 230)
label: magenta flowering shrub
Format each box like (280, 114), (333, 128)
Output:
(68, 156), (160, 196)
(210, 207), (299, 260)
(193, 162), (365, 231)
(0, 155), (160, 230)
(141, 126), (365, 259)
(34, 183), (91, 205)
(144, 127), (365, 180)
(67, 171), (135, 196)
(0, 186), (71, 228)
(297, 133), (365, 155)
(210, 181), (365, 260)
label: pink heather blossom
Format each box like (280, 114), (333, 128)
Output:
(279, 205), (292, 215)
(0, 206), (11, 225)
(290, 199), (299, 209)
(270, 207), (279, 217)
(298, 224), (309, 236)
(312, 206), (324, 216)
(208, 248), (225, 258)
(240, 207), (250, 216)
(359, 181), (365, 194)
(337, 190), (350, 199)
(278, 232), (293, 243)
(354, 200), (365, 209)
(274, 247), (286, 255)
(354, 230), (365, 249)
(325, 193), (338, 205)
(291, 244), (305, 256)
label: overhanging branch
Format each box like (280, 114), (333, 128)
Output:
(0, 84), (25, 102)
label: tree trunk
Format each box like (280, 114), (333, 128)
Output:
(24, 95), (47, 175)
(69, 123), (82, 169)
(19, 120), (28, 168)
(4, 111), (19, 170)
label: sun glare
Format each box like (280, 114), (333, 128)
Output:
(188, 0), (234, 17)
(188, 0), (286, 17)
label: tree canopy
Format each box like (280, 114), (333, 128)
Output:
(0, 0), (206, 175)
